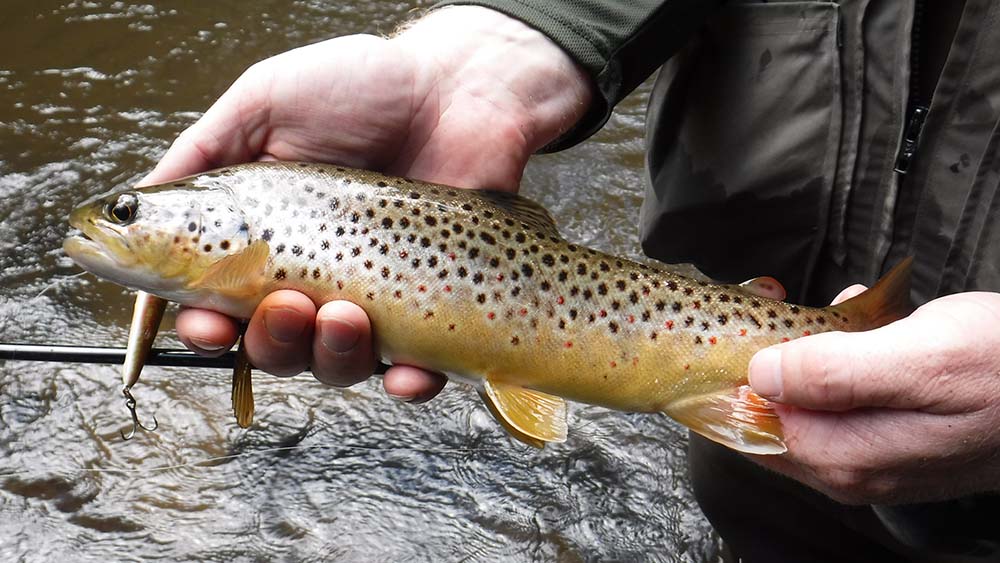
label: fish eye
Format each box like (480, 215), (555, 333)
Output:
(106, 193), (138, 224)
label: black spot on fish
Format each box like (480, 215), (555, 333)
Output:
(817, 317), (827, 325)
(784, 319), (794, 328)
(321, 240), (330, 250)
(411, 258), (421, 268)
(558, 271), (568, 282)
(381, 267), (390, 279)
(308, 251), (316, 260)
(274, 269), (286, 280)
(425, 216), (437, 227)
(399, 217), (410, 228)
(514, 232), (526, 244)
(329, 198), (339, 211)
(420, 237), (431, 248)
(260, 228), (273, 241)
(789, 305), (800, 314)
(377, 181), (387, 188)
(489, 257), (500, 268)
(292, 245), (303, 256)
(540, 281), (551, 291)
(608, 321), (619, 334)
(187, 222), (197, 232)
(599, 262), (610, 272)
(438, 269), (449, 279)
(220, 240), (230, 250)
(542, 254), (555, 267)
(203, 244), (212, 252)
(559, 255), (570, 264)
(476, 294), (486, 304)
(597, 283), (608, 295)
(672, 302), (682, 312)
(511, 286), (522, 297)
(767, 310), (777, 319)
(569, 309), (578, 320)
(351, 247), (361, 257)
(582, 288), (593, 300)
(611, 301), (621, 310)
(276, 243), (285, 254)
(458, 266), (468, 278)
(381, 217), (394, 228)
(642, 310), (651, 322)
(313, 268), (323, 279)
(576, 263), (587, 275)
(480, 232), (496, 245)
(335, 252), (343, 261)
(629, 291), (639, 304)
(733, 296), (742, 305)
(335, 226), (345, 237)
(365, 209), (375, 218)
(473, 272), (484, 284)
(695, 336), (703, 345)
(615, 280), (626, 291)
(768, 322), (777, 331)
(468, 248), (480, 260)
(717, 314), (728, 325)
(655, 300), (666, 311)
(684, 316), (695, 327)
(428, 256), (439, 267)
(667, 280), (678, 291)
(521, 264), (534, 278)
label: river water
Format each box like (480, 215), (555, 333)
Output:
(0, 2), (720, 561)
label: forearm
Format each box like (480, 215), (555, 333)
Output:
(394, 6), (593, 154)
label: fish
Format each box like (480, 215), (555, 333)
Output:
(63, 161), (912, 454)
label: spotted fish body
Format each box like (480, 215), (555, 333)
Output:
(64, 162), (912, 453)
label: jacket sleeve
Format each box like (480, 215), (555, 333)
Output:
(431, 0), (721, 150)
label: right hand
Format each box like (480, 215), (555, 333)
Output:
(140, 7), (592, 401)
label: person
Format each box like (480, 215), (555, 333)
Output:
(141, 2), (1000, 561)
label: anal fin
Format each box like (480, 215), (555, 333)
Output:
(664, 385), (786, 455)
(479, 377), (567, 448)
(231, 335), (254, 428)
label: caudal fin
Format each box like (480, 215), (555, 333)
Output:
(829, 257), (913, 331)
(664, 385), (786, 455)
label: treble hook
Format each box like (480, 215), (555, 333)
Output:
(121, 387), (158, 440)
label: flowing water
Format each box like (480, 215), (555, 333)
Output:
(0, 2), (720, 561)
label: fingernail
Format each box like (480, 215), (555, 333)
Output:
(387, 392), (417, 403)
(189, 336), (227, 352)
(319, 317), (360, 354)
(749, 347), (783, 399)
(263, 306), (309, 343)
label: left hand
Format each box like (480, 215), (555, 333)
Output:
(747, 288), (1000, 505)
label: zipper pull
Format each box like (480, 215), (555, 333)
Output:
(894, 105), (929, 174)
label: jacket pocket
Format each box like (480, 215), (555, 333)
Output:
(640, 2), (843, 299)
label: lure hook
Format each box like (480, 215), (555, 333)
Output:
(121, 387), (158, 440)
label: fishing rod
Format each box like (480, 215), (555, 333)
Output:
(0, 343), (389, 374)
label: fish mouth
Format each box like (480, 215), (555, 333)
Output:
(63, 206), (136, 279)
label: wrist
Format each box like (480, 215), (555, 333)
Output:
(393, 6), (592, 153)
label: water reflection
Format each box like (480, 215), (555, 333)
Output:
(0, 2), (718, 561)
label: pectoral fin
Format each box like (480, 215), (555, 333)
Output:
(192, 239), (269, 297)
(664, 385), (786, 455)
(479, 378), (567, 448)
(231, 335), (254, 428)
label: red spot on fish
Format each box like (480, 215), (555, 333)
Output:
(610, 361), (617, 368)
(337, 281), (344, 290)
(496, 273), (504, 281)
(448, 252), (456, 260)
(424, 311), (434, 319)
(394, 290), (402, 299)
(709, 336), (717, 345)
(448, 324), (455, 331)
(684, 364), (690, 371)
(418, 285), (426, 292)
(665, 320), (674, 330)
(564, 341), (573, 348)
(693, 302), (701, 309)
(599, 310), (607, 318)
(487, 312), (495, 320)
(519, 308), (528, 316)
(444, 285), (452, 292)
(632, 357), (639, 366)
(740, 329), (747, 336)
(627, 315), (635, 323)
(781, 337), (790, 342)
(557, 296), (565, 305)
(642, 287), (650, 295)
(802, 330), (811, 336)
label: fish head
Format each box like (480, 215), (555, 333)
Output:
(64, 181), (252, 301)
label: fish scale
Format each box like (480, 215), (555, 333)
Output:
(64, 161), (913, 453)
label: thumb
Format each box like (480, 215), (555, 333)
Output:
(748, 326), (921, 411)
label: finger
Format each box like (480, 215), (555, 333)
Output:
(139, 67), (273, 186)
(176, 308), (240, 356)
(310, 301), (377, 387)
(831, 284), (867, 306)
(244, 290), (316, 377)
(748, 325), (929, 411)
(383, 365), (448, 403)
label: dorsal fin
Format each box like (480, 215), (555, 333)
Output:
(190, 239), (269, 297)
(473, 190), (560, 237)
(479, 377), (567, 448)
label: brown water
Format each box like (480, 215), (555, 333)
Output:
(0, 2), (719, 561)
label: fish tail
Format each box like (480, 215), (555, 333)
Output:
(664, 385), (786, 455)
(828, 257), (914, 331)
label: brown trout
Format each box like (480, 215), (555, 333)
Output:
(63, 162), (911, 454)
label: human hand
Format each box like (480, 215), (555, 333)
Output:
(747, 288), (1000, 504)
(140, 7), (591, 399)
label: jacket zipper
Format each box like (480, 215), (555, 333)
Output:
(894, 0), (929, 175)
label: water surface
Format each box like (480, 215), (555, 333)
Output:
(0, 2), (719, 561)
